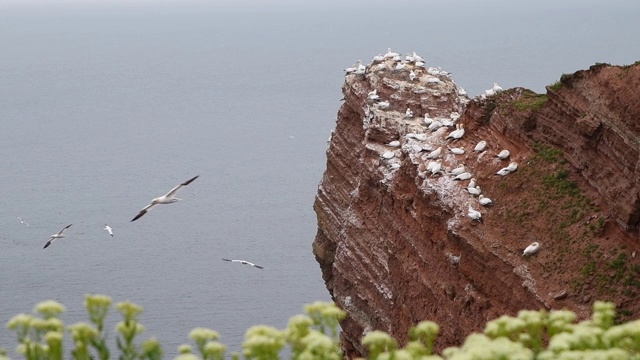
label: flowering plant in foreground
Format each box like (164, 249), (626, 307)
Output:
(4, 297), (640, 360)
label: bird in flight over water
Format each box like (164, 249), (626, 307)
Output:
(43, 224), (72, 249)
(18, 217), (30, 228)
(222, 258), (264, 269)
(104, 224), (114, 237)
(131, 175), (199, 222)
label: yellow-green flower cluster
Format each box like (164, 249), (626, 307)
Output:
(242, 325), (286, 360)
(33, 300), (66, 320)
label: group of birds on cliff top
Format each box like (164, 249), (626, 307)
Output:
(342, 48), (540, 257)
(19, 175), (264, 268)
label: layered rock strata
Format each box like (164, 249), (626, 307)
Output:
(313, 58), (640, 357)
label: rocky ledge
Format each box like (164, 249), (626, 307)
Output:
(313, 54), (640, 357)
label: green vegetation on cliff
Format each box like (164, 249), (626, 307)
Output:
(3, 296), (640, 360)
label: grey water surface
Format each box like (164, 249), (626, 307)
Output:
(1, 0), (638, 357)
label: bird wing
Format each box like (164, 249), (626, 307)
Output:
(222, 258), (232, 262)
(131, 203), (157, 222)
(43, 238), (54, 249)
(57, 224), (72, 235)
(253, 264), (264, 269)
(164, 175), (199, 197)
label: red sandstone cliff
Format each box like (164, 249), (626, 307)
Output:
(313, 59), (640, 357)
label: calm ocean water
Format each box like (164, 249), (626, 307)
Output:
(1, 0), (638, 357)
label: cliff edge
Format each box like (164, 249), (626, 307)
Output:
(313, 56), (640, 357)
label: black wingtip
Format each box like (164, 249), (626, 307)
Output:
(222, 258), (231, 262)
(43, 242), (50, 249)
(255, 265), (264, 269)
(183, 175), (200, 186)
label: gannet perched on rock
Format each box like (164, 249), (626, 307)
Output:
(423, 115), (434, 125)
(367, 89), (380, 101)
(454, 172), (472, 181)
(428, 120), (442, 132)
(430, 159), (443, 176)
(425, 147), (442, 159)
(446, 124), (465, 140)
(496, 162), (518, 176)
(449, 147), (465, 155)
(523, 242), (540, 256)
(387, 140), (400, 147)
(466, 186), (482, 196)
(377, 101), (390, 109)
(405, 108), (414, 118)
(467, 202), (482, 222)
(381, 151), (395, 160)
(474, 141), (487, 152)
(384, 48), (399, 59)
(412, 52), (424, 63)
(409, 70), (417, 81)
(496, 149), (510, 160)
(450, 164), (466, 176)
(492, 82), (503, 93)
(478, 195), (493, 206)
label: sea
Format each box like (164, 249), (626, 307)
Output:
(1, 0), (638, 357)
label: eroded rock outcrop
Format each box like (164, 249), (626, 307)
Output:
(313, 58), (640, 357)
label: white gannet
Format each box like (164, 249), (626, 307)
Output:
(467, 203), (482, 222)
(450, 112), (461, 121)
(454, 172), (472, 181)
(371, 54), (384, 63)
(496, 167), (511, 176)
(478, 195), (493, 206)
(428, 120), (442, 132)
(458, 88), (467, 96)
(449, 147), (465, 155)
(384, 48), (399, 59)
(409, 70), (416, 81)
(523, 242), (540, 256)
(447, 124), (465, 140)
(405, 108), (414, 118)
(43, 224), (72, 249)
(468, 178), (476, 189)
(426, 160), (438, 172)
(450, 165), (466, 176)
(423, 115), (434, 125)
(430, 159), (443, 176)
(474, 141), (487, 152)
(131, 175), (200, 222)
(415, 61), (426, 68)
(343, 60), (361, 74)
(387, 140), (400, 147)
(497, 149), (510, 160)
(381, 151), (395, 160)
(222, 258), (264, 269)
(440, 118), (455, 127)
(413, 133), (427, 141)
(425, 147), (442, 159)
(492, 82), (503, 93)
(17, 217), (30, 228)
(104, 224), (114, 237)
(395, 62), (406, 71)
(377, 101), (390, 109)
(367, 89), (380, 101)
(507, 162), (518, 172)
(405, 53), (415, 62)
(412, 52), (424, 63)
(375, 63), (387, 72)
(389, 163), (401, 170)
(466, 186), (482, 196)
(485, 88), (495, 96)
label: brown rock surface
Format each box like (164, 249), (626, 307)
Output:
(313, 59), (640, 357)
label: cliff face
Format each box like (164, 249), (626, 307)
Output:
(313, 59), (640, 357)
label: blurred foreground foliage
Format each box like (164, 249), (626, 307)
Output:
(3, 297), (640, 360)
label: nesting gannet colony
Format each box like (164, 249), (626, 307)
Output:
(341, 49), (518, 234)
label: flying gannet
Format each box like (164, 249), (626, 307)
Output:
(222, 258), (264, 269)
(131, 175), (199, 222)
(104, 224), (114, 237)
(43, 224), (72, 249)
(18, 217), (30, 228)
